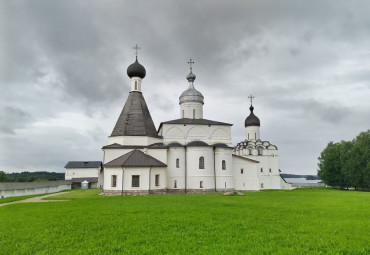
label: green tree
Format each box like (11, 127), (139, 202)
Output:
(318, 130), (370, 190)
(0, 171), (9, 182)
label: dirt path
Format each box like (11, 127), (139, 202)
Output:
(0, 191), (71, 207)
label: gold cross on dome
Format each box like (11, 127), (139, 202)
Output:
(248, 94), (255, 105)
(132, 44), (141, 56)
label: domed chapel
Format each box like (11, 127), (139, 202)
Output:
(66, 46), (292, 194)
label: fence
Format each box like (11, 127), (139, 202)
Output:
(0, 180), (72, 198)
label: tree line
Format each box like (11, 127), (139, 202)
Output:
(0, 171), (65, 183)
(318, 130), (370, 190)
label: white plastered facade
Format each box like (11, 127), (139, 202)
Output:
(100, 61), (292, 195)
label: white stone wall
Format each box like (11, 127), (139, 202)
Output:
(245, 126), (260, 141)
(103, 166), (167, 192)
(65, 168), (100, 180)
(0, 182), (71, 198)
(107, 136), (163, 146)
(159, 124), (232, 146)
(167, 147), (186, 190)
(180, 102), (203, 119)
(232, 156), (260, 191)
(186, 147), (215, 190)
(214, 148), (234, 191)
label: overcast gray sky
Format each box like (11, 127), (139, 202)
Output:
(1, 0), (369, 174)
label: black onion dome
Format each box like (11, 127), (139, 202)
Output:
(127, 57), (146, 79)
(244, 105), (260, 127)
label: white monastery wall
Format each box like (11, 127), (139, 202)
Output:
(65, 168), (100, 180)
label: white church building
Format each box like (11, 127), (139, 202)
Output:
(65, 50), (291, 194)
(95, 52), (292, 195)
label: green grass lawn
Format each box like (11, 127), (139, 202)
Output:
(0, 193), (47, 204)
(0, 188), (369, 255)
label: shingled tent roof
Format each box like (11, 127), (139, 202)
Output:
(110, 91), (159, 137)
(104, 149), (167, 167)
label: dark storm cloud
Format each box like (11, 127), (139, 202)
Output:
(1, 0), (370, 173)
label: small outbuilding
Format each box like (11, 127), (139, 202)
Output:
(64, 161), (103, 189)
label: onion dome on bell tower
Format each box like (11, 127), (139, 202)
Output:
(126, 44), (146, 92)
(244, 105), (261, 127)
(179, 59), (204, 119)
(245, 94), (261, 141)
(110, 45), (159, 139)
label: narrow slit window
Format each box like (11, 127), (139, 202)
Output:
(174, 180), (177, 188)
(199, 157), (205, 169)
(155, 174), (160, 186)
(176, 158), (180, 168)
(135, 81), (137, 90)
(193, 109), (195, 119)
(222, 160), (226, 170)
(200, 181), (203, 188)
(241, 168), (244, 174)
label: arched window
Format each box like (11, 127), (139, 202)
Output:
(199, 157), (205, 169)
(200, 181), (203, 188)
(174, 180), (177, 188)
(261, 183), (264, 189)
(176, 158), (180, 168)
(258, 149), (262, 155)
(222, 160), (226, 170)
(249, 149), (252, 155)
(135, 81), (137, 90)
(193, 109), (195, 119)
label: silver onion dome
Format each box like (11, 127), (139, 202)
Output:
(179, 70), (204, 104)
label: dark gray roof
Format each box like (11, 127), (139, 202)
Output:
(213, 143), (233, 149)
(71, 177), (98, 183)
(245, 105), (260, 127)
(168, 142), (184, 147)
(159, 118), (232, 130)
(110, 91), (159, 137)
(64, 161), (102, 168)
(127, 57), (146, 79)
(104, 150), (167, 167)
(102, 143), (167, 150)
(187, 141), (209, 147)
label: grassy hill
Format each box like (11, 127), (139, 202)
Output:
(0, 188), (369, 254)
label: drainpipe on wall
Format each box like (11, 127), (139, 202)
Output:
(184, 146), (187, 194)
(121, 166), (124, 196)
(213, 147), (217, 192)
(149, 166), (152, 194)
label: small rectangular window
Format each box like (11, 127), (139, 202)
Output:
(176, 158), (180, 168)
(241, 169), (244, 174)
(155, 174), (160, 186)
(260, 168), (263, 172)
(111, 175), (117, 187)
(269, 168), (272, 172)
(132, 175), (140, 187)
